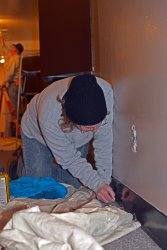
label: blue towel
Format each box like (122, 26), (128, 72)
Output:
(9, 176), (68, 199)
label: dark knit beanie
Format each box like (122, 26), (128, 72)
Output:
(64, 74), (107, 125)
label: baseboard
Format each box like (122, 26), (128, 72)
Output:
(111, 178), (167, 250)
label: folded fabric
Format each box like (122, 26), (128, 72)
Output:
(9, 176), (68, 199)
(0, 206), (104, 250)
(0, 204), (141, 249)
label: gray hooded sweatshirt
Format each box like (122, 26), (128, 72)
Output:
(21, 76), (113, 193)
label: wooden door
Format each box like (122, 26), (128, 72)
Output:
(38, 0), (92, 77)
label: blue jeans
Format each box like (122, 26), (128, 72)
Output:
(21, 131), (89, 188)
(7, 82), (18, 113)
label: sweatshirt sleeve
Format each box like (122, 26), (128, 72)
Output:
(39, 121), (105, 192)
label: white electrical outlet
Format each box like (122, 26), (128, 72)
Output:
(131, 124), (137, 153)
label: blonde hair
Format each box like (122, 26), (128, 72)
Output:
(57, 95), (74, 133)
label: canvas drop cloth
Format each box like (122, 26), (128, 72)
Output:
(0, 186), (140, 250)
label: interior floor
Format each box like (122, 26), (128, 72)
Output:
(0, 147), (162, 249)
(104, 227), (161, 249)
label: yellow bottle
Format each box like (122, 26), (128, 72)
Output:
(0, 167), (10, 203)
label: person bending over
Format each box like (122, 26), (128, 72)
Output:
(21, 74), (115, 203)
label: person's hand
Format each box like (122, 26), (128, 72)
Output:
(96, 184), (115, 203)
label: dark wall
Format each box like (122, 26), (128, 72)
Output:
(39, 0), (92, 77)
